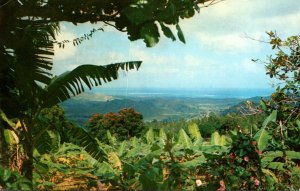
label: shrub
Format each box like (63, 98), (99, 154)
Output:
(199, 132), (268, 190)
(196, 114), (220, 138)
(86, 108), (145, 142)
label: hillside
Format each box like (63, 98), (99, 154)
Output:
(60, 95), (244, 125)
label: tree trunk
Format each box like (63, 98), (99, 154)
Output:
(19, 120), (33, 188)
(0, 120), (9, 168)
(22, 147), (33, 181)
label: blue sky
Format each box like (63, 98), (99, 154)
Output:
(53, 0), (300, 90)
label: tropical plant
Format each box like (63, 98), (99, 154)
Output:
(0, 165), (31, 190)
(243, 33), (300, 189)
(199, 131), (265, 190)
(1, 0), (219, 186)
(0, 17), (141, 185)
(1, 125), (227, 190)
(95, 127), (230, 190)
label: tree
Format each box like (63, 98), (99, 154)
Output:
(86, 108), (145, 142)
(258, 32), (300, 151)
(0, 0), (218, 186)
(0, 0), (218, 47)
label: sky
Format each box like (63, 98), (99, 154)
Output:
(53, 0), (300, 90)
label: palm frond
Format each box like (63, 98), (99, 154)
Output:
(43, 61), (141, 107)
(65, 124), (108, 162)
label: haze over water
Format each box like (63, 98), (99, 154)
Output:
(93, 87), (274, 99)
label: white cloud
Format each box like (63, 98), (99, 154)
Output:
(258, 11), (300, 35)
(100, 52), (127, 64)
(53, 0), (299, 89)
(196, 33), (252, 52)
(181, 0), (300, 53)
(129, 46), (177, 65)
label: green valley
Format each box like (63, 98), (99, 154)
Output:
(60, 93), (245, 124)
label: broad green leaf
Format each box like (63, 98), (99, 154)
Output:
(262, 110), (277, 128)
(156, 2), (178, 25)
(123, 7), (152, 25)
(219, 135), (227, 146)
(262, 169), (278, 182)
(108, 152), (122, 169)
(107, 130), (117, 145)
(261, 151), (283, 167)
(260, 100), (267, 111)
(292, 166), (300, 176)
(94, 162), (117, 179)
(131, 136), (138, 148)
(286, 151), (300, 160)
(139, 167), (161, 190)
(159, 128), (167, 144)
(176, 24), (186, 44)
(296, 120), (300, 131)
(34, 130), (60, 154)
(140, 23), (160, 47)
(254, 129), (271, 151)
(254, 111), (276, 151)
(188, 123), (202, 141)
(262, 151), (283, 162)
(2, 169), (12, 182)
(210, 131), (221, 145)
(44, 61), (141, 107)
(0, 109), (16, 129)
(267, 162), (285, 171)
(126, 145), (152, 158)
(117, 141), (127, 156)
(200, 145), (228, 155)
(181, 5), (195, 18)
(159, 22), (176, 41)
(137, 149), (162, 166)
(4, 129), (17, 145)
(66, 125), (108, 161)
(145, 128), (154, 144)
(178, 155), (206, 169)
(177, 128), (192, 148)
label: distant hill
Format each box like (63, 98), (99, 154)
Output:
(221, 96), (271, 115)
(72, 92), (115, 101)
(60, 96), (244, 125)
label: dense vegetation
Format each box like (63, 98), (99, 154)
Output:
(1, 0), (217, 187)
(0, 33), (300, 190)
(0, 0), (299, 189)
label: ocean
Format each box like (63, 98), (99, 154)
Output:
(92, 87), (274, 99)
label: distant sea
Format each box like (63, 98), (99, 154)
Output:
(92, 87), (274, 99)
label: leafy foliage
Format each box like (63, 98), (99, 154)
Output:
(0, 165), (31, 190)
(249, 32), (300, 189)
(198, 132), (265, 190)
(1, 0), (217, 184)
(194, 113), (265, 137)
(44, 62), (141, 107)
